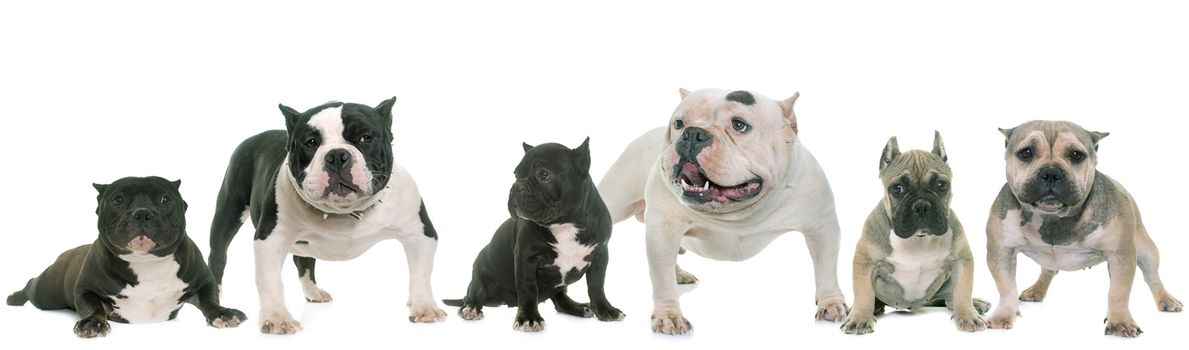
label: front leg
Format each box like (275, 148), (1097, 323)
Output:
(1104, 245), (1141, 337)
(950, 249), (986, 332)
(254, 232), (301, 334)
(585, 247), (625, 321)
(513, 240), (545, 332)
(73, 292), (111, 338)
(191, 281), (246, 329)
(397, 233), (447, 323)
(985, 232), (1020, 330)
(646, 217), (690, 335)
(802, 218), (848, 322)
(841, 255), (877, 335)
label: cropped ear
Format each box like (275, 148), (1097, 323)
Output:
(998, 127), (1013, 148)
(778, 92), (800, 134)
(1089, 131), (1109, 151)
(92, 183), (108, 215)
(280, 104), (302, 131)
(375, 96), (397, 129)
(880, 137), (900, 170)
(931, 130), (948, 162)
(522, 142), (533, 153)
(572, 137), (592, 176)
(679, 88), (691, 100)
(170, 179), (181, 190)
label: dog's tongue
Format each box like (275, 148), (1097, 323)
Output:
(722, 182), (762, 201)
(681, 162), (706, 186)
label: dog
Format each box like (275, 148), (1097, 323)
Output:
(8, 176), (245, 338)
(985, 120), (1182, 337)
(207, 98), (446, 334)
(841, 132), (988, 334)
(443, 138), (624, 331)
(598, 88), (848, 334)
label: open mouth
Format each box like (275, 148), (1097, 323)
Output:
(673, 161), (762, 203)
(1032, 193), (1066, 211)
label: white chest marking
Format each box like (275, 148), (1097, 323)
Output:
(110, 254), (189, 323)
(549, 223), (596, 286)
(886, 230), (950, 301)
(1000, 209), (1107, 271)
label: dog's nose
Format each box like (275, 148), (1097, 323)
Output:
(1038, 167), (1063, 184)
(324, 149), (353, 171)
(132, 208), (154, 223)
(912, 200), (931, 215)
(677, 127), (713, 158)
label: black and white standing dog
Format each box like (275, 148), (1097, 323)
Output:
(8, 176), (246, 338)
(443, 139), (624, 332)
(207, 98), (446, 334)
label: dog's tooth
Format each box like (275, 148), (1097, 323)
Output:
(702, 181), (710, 191)
(681, 179), (691, 188)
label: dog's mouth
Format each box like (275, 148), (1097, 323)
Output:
(1032, 193), (1066, 212)
(125, 235), (157, 252)
(673, 161), (762, 203)
(323, 179), (361, 198)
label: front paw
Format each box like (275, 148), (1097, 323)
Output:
(816, 298), (848, 322)
(74, 318), (110, 338)
(592, 302), (625, 322)
(1104, 317), (1142, 338)
(259, 311), (302, 335)
(513, 311), (545, 332)
(986, 308), (1018, 329)
(650, 310), (692, 335)
(840, 313), (875, 335)
(459, 305), (484, 320)
(953, 311), (986, 332)
(1156, 294), (1183, 312)
(409, 303), (447, 323)
(208, 307), (247, 328)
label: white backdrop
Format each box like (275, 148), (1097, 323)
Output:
(0, 1), (1185, 349)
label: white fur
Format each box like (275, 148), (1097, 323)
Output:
(886, 230), (952, 301)
(549, 223), (596, 286)
(110, 253), (189, 323)
(294, 107), (378, 214)
(1001, 209), (1107, 271)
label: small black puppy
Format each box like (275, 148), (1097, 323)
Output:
(7, 177), (245, 338)
(444, 138), (624, 331)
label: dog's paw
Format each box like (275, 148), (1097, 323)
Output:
(986, 308), (1018, 330)
(303, 288), (333, 303)
(208, 307), (247, 328)
(554, 301), (592, 318)
(259, 312), (302, 335)
(513, 312), (545, 332)
(592, 303), (625, 322)
(840, 312), (875, 335)
(73, 318), (110, 338)
(1104, 317), (1143, 338)
(409, 303), (447, 323)
(973, 298), (992, 315)
(953, 311), (987, 332)
(675, 269), (699, 285)
(816, 298), (848, 322)
(1019, 286), (1047, 302)
(459, 306), (484, 321)
(1156, 294), (1182, 312)
(650, 310), (692, 335)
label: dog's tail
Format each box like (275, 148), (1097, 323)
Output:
(7, 278), (37, 306)
(442, 298), (464, 307)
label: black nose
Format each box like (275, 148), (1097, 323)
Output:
(132, 208), (154, 223)
(912, 200), (931, 215)
(677, 127), (713, 158)
(324, 149), (353, 171)
(1038, 167), (1063, 184)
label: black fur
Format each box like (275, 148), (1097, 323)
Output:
(725, 90), (755, 105)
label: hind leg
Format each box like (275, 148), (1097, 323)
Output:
(1019, 269), (1057, 302)
(209, 201), (248, 286)
(1135, 227), (1182, 312)
(294, 256), (332, 303)
(551, 287), (592, 318)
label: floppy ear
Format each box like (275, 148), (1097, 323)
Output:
(931, 130), (948, 162)
(522, 142), (533, 153)
(92, 183), (108, 215)
(998, 127), (1013, 148)
(375, 96), (397, 129)
(778, 92), (800, 134)
(280, 104), (302, 131)
(880, 137), (900, 170)
(1089, 131), (1109, 151)
(573, 137), (592, 176)
(679, 88), (691, 100)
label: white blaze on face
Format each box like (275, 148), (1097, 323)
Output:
(549, 223), (596, 286)
(298, 107), (375, 210)
(110, 253), (189, 323)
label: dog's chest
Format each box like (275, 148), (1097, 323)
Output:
(1001, 210), (1107, 271)
(110, 254), (189, 323)
(548, 223), (596, 284)
(883, 233), (951, 302)
(288, 219), (398, 261)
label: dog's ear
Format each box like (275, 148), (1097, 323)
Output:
(170, 179), (181, 190)
(375, 96), (397, 129)
(679, 88), (691, 100)
(931, 130), (948, 162)
(880, 136), (900, 170)
(92, 183), (109, 215)
(573, 137), (592, 176)
(169, 179), (189, 212)
(1089, 130), (1109, 151)
(522, 142), (533, 153)
(998, 127), (1014, 148)
(280, 104), (302, 132)
(779, 92), (800, 134)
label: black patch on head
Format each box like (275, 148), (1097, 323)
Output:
(725, 90), (755, 106)
(280, 99), (397, 196)
(93, 176), (188, 256)
(418, 201), (438, 240)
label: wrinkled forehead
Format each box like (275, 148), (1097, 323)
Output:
(1011, 122), (1093, 151)
(882, 151), (951, 184)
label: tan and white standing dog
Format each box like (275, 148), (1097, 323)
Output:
(599, 88), (848, 335)
(985, 120), (1182, 337)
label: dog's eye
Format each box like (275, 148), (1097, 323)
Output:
(304, 138), (318, 149)
(112, 196), (125, 205)
(1016, 147), (1033, 160)
(1069, 150), (1085, 163)
(537, 169), (552, 182)
(890, 184), (904, 195)
(673, 119), (684, 130)
(159, 195), (170, 204)
(360, 135), (374, 144)
(731, 117), (750, 134)
(936, 180), (949, 192)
